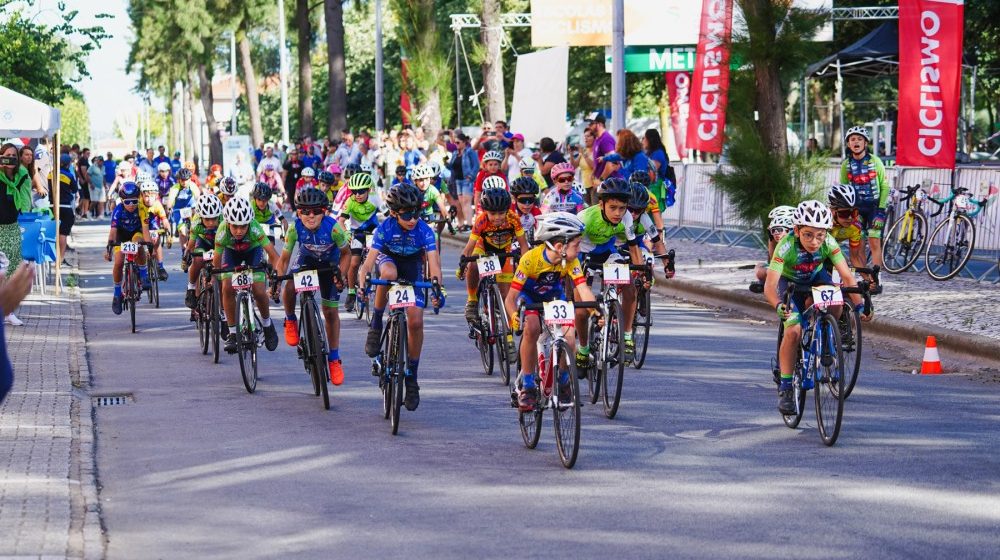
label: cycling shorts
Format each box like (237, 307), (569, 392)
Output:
(778, 269), (834, 328)
(375, 252), (427, 308)
(290, 256), (341, 308)
(113, 229), (144, 248)
(220, 246), (265, 282)
(856, 204), (884, 239)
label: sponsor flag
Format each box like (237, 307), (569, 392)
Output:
(686, 0), (734, 154)
(666, 71), (692, 158)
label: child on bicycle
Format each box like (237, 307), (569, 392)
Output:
(411, 163), (451, 227)
(764, 200), (872, 415)
(628, 170), (666, 237)
(828, 184), (868, 270)
(510, 177), (542, 247)
(627, 183), (673, 278)
(751, 206), (795, 288)
(139, 181), (169, 281)
(184, 194), (224, 310)
(337, 173), (380, 313)
(105, 182), (153, 315)
(359, 183), (445, 412)
(276, 187), (352, 385)
(841, 126), (888, 289)
(541, 162), (586, 214)
(504, 212), (599, 411)
(169, 169), (200, 260)
(251, 182), (289, 245)
(212, 197), (281, 354)
(473, 151), (507, 211)
(216, 176), (239, 207)
(458, 186), (528, 325)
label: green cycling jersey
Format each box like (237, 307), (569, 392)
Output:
(578, 204), (637, 253)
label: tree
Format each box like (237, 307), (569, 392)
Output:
(325, 0), (348, 139)
(480, 0), (506, 123)
(58, 93), (91, 147)
(390, 0), (452, 139)
(295, 0), (315, 138)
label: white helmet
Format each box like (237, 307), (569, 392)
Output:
(157, 162), (171, 172)
(481, 175), (507, 191)
(136, 171), (153, 185)
(769, 214), (794, 230)
(482, 150), (504, 163)
(827, 183), (856, 209)
(793, 200), (833, 229)
(572, 181), (586, 196)
(534, 211), (585, 243)
(845, 126), (870, 143)
(197, 193), (223, 219)
(768, 205), (795, 220)
(411, 163), (435, 180)
(301, 167), (316, 178)
(140, 181), (158, 193)
(518, 158), (537, 172)
(218, 176), (238, 196)
(223, 196), (254, 225)
(359, 161), (374, 174)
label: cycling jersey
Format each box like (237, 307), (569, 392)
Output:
(341, 197), (378, 232)
(215, 220), (270, 253)
(578, 205), (638, 254)
(418, 185), (447, 218)
(632, 212), (657, 239)
(295, 177), (318, 192)
(110, 203), (142, 233)
(190, 219), (218, 254)
(768, 234), (846, 284)
(840, 152), (889, 208)
(540, 189), (586, 214)
(512, 204), (541, 245)
(283, 216), (350, 263)
(170, 182), (199, 222)
(154, 175), (175, 199)
(511, 244), (585, 303)
(140, 201), (168, 231)
(371, 218), (436, 259)
(469, 210), (524, 251)
(830, 221), (863, 248)
(253, 199), (282, 226)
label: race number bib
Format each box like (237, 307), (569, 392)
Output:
(811, 285), (844, 309)
(180, 207), (193, 219)
(232, 269), (254, 291)
(203, 249), (214, 261)
(294, 270), (320, 292)
(120, 241), (138, 255)
(603, 262), (630, 285)
(543, 300), (575, 326)
(953, 194), (971, 211)
(388, 285), (416, 309)
(477, 255), (502, 277)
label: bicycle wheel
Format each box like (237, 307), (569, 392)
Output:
(490, 285), (512, 386)
(882, 212), (927, 274)
(551, 341), (581, 469)
(146, 265), (155, 304)
(602, 299), (626, 419)
(237, 297), (258, 394)
(925, 214), (976, 281)
(587, 317), (601, 404)
(390, 317), (408, 435)
(210, 285), (221, 364)
(839, 305), (863, 400)
(301, 299), (322, 397)
(782, 342), (806, 428)
(308, 299), (330, 410)
(815, 314), (845, 446)
(632, 288), (651, 369)
(477, 292), (494, 376)
(198, 288), (209, 355)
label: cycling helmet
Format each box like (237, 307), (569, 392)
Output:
(534, 211), (585, 243)
(119, 182), (140, 199)
(295, 186), (329, 209)
(263, 162), (276, 171)
(359, 161), (374, 174)
(629, 170), (652, 187)
(327, 163), (342, 175)
(317, 171), (336, 185)
(301, 167), (316, 178)
(140, 180), (158, 193)
(385, 183), (422, 211)
(844, 126), (870, 143)
(347, 172), (375, 192)
(482, 150), (504, 163)
(510, 176), (540, 196)
(157, 162), (171, 172)
(768, 205), (796, 220)
(427, 161), (441, 177)
(183, 161), (196, 171)
(252, 182), (273, 201)
(573, 181), (586, 196)
(197, 193), (223, 218)
(176, 168), (192, 181)
(223, 196), (254, 225)
(793, 200), (833, 229)
(481, 175), (507, 191)
(218, 176), (238, 196)
(210, 163), (222, 174)
(769, 213), (794, 231)
(342, 163), (362, 178)
(628, 183), (650, 211)
(597, 177), (632, 201)
(411, 163), (435, 180)
(827, 184), (857, 209)
(550, 162), (575, 180)
(135, 171), (153, 185)
(480, 188), (512, 212)
(518, 158), (537, 172)
(394, 165), (407, 176)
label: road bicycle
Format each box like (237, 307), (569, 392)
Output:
(833, 266), (878, 399)
(631, 249), (674, 369)
(459, 252), (519, 385)
(882, 185), (939, 274)
(514, 299), (600, 469)
(119, 241), (154, 333)
(367, 275), (442, 435)
(272, 263), (342, 410)
(194, 250), (224, 364)
(924, 186), (991, 281)
(213, 264), (270, 394)
(352, 231), (375, 324)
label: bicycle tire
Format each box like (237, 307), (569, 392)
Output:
(925, 213), (976, 281)
(477, 290), (494, 376)
(518, 401), (543, 449)
(551, 341), (581, 469)
(839, 304), (863, 400)
(782, 333), (806, 429)
(308, 298), (330, 410)
(125, 264), (137, 333)
(146, 265), (154, 305)
(490, 284), (512, 386)
(815, 313), (845, 446)
(632, 288), (651, 369)
(301, 299), (322, 397)
(587, 316), (601, 404)
(210, 284), (221, 364)
(237, 296), (258, 394)
(198, 286), (209, 355)
(882, 212), (927, 274)
(602, 299), (625, 419)
(390, 316), (408, 435)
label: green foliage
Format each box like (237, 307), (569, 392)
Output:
(57, 93), (90, 147)
(389, 0), (453, 128)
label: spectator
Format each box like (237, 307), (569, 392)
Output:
(453, 134), (479, 230)
(256, 144), (282, 175)
(169, 150), (182, 175)
(401, 133), (424, 170)
(50, 154), (79, 264)
(18, 145), (48, 200)
(590, 113), (617, 180)
(300, 139), (321, 170)
(152, 145), (171, 167)
(89, 155), (106, 218)
(501, 133), (533, 184)
(253, 142), (264, 166)
(643, 128), (676, 211)
(34, 137), (53, 182)
(332, 130), (360, 168)
(577, 128), (597, 204)
(0, 262), (36, 402)
(617, 129), (651, 181)
(138, 148), (156, 175)
(281, 147), (304, 209)
(535, 137), (567, 188)
(494, 120), (514, 149)
(229, 152), (255, 186)
(76, 148), (92, 220)
(0, 142), (34, 282)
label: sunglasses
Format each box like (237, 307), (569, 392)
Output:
(298, 207), (326, 216)
(555, 176), (573, 184)
(769, 226), (789, 236)
(397, 209), (420, 221)
(122, 199), (139, 206)
(516, 197), (537, 204)
(835, 210), (855, 219)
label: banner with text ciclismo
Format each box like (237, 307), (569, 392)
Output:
(666, 72), (692, 159)
(896, 0), (964, 168)
(685, 0), (733, 155)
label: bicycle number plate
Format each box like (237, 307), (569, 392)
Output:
(389, 285), (416, 309)
(811, 285), (843, 309)
(120, 241), (138, 255)
(180, 207), (193, 219)
(365, 234), (374, 247)
(477, 255), (502, 277)
(203, 249), (214, 261)
(543, 300), (575, 326)
(294, 270), (320, 292)
(232, 269), (254, 291)
(603, 262), (630, 284)
(954, 194), (971, 211)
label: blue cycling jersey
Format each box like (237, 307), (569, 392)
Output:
(285, 216), (349, 263)
(173, 186), (196, 209)
(154, 175), (175, 199)
(110, 203), (142, 233)
(371, 218), (436, 258)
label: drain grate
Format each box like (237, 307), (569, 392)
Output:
(92, 394), (134, 407)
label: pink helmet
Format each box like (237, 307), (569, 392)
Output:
(551, 162), (575, 180)
(326, 163), (342, 174)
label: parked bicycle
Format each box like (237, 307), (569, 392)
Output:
(882, 185), (937, 274)
(213, 264), (271, 394)
(924, 186), (991, 280)
(459, 252), (519, 385)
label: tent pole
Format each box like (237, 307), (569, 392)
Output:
(836, 60), (845, 160)
(801, 76), (808, 154)
(53, 130), (61, 295)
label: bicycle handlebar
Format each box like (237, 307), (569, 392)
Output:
(211, 263), (272, 276)
(458, 252), (520, 265)
(271, 262), (341, 283)
(783, 280), (874, 316)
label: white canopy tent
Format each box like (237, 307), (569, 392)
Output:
(0, 85), (63, 294)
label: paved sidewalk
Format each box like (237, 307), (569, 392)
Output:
(0, 292), (104, 559)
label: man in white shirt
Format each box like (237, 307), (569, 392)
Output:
(331, 130), (360, 168)
(255, 144), (282, 175)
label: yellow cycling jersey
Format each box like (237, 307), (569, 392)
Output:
(139, 200), (168, 228)
(830, 221), (863, 248)
(511, 244), (585, 300)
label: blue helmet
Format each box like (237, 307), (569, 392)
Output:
(119, 182), (140, 199)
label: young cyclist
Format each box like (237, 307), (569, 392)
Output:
(105, 182), (151, 314)
(828, 184), (867, 270)
(184, 194), (224, 310)
(258, 162), (284, 206)
(459, 187), (528, 325)
(316, 170), (338, 207)
(473, 150), (507, 210)
(764, 200), (871, 414)
(276, 187), (352, 385)
(205, 164), (224, 190)
(139, 181), (169, 280)
(216, 176), (239, 207)
(391, 165), (409, 187)
(510, 177), (542, 247)
(337, 173), (380, 313)
(154, 162), (175, 207)
(295, 167), (318, 192)
(212, 197), (280, 353)
(517, 158), (547, 193)
(541, 162), (586, 214)
(504, 212), (599, 410)
(626, 183), (673, 277)
(359, 183), (445, 412)
(169, 168), (201, 259)
(840, 125), (888, 286)
(251, 181), (289, 244)
(751, 206), (794, 287)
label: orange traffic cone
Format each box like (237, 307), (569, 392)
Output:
(920, 336), (943, 375)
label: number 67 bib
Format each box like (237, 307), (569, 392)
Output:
(811, 285), (843, 309)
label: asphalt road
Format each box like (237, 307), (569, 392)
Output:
(70, 221), (999, 559)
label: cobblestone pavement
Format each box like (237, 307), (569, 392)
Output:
(665, 237), (1000, 341)
(0, 293), (104, 559)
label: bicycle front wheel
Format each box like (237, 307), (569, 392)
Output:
(925, 214), (976, 281)
(631, 288), (651, 369)
(587, 317), (601, 404)
(237, 296), (258, 394)
(390, 317), (408, 435)
(307, 298), (330, 410)
(551, 341), (581, 469)
(489, 285), (512, 386)
(602, 299), (626, 419)
(477, 292), (494, 376)
(198, 290), (209, 355)
(839, 305), (863, 399)
(882, 212), (927, 274)
(815, 314), (845, 445)
(211, 284), (221, 364)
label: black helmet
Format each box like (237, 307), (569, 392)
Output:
(480, 188), (512, 212)
(295, 186), (329, 209)
(176, 168), (192, 181)
(385, 183), (422, 211)
(342, 163), (362, 179)
(510, 176), (540, 196)
(598, 177), (632, 201)
(629, 170), (652, 187)
(318, 171), (336, 184)
(628, 183), (650, 211)
(252, 182), (273, 201)
(394, 165), (407, 176)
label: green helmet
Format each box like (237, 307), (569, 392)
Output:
(347, 172), (375, 192)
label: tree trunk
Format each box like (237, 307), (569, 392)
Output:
(184, 77), (198, 166)
(480, 0), (506, 123)
(238, 34), (264, 148)
(197, 64), (223, 166)
(741, 0), (787, 155)
(296, 0), (313, 139)
(421, 88), (443, 144)
(325, 0), (347, 140)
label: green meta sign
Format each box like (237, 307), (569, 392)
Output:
(604, 45), (697, 73)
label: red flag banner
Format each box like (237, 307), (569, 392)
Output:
(666, 72), (692, 159)
(686, 0), (733, 154)
(896, 0), (965, 168)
